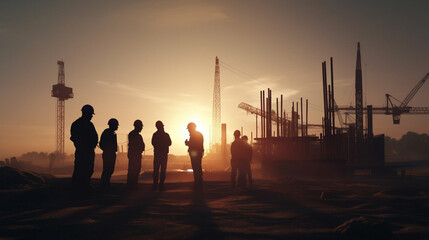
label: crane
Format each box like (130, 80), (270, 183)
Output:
(238, 102), (321, 128)
(385, 72), (429, 124)
(336, 72), (429, 124)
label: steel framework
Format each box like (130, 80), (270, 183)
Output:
(212, 57), (221, 146)
(336, 72), (429, 124)
(355, 42), (364, 140)
(51, 61), (73, 154)
(238, 102), (321, 128)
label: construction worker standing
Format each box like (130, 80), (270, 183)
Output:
(185, 122), (204, 191)
(230, 130), (246, 188)
(70, 104), (98, 191)
(127, 120), (145, 186)
(100, 118), (119, 188)
(151, 120), (172, 191)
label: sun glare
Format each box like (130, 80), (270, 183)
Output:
(179, 115), (210, 148)
(164, 112), (211, 155)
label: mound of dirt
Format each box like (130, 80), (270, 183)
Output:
(0, 167), (54, 189)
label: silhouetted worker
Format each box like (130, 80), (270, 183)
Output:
(100, 118), (119, 188)
(151, 120), (172, 191)
(127, 120), (145, 186)
(185, 122), (204, 191)
(70, 104), (98, 191)
(230, 130), (246, 188)
(241, 135), (253, 186)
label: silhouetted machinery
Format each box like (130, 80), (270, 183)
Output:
(337, 72), (429, 124)
(385, 72), (429, 124)
(51, 61), (73, 155)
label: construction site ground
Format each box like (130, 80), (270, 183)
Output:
(1, 170), (428, 240)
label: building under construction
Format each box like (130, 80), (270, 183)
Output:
(246, 43), (388, 175)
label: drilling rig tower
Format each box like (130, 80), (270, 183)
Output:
(212, 57), (221, 148)
(51, 61), (73, 155)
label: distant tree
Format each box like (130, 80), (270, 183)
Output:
(19, 151), (49, 162)
(385, 132), (429, 161)
(384, 136), (398, 159)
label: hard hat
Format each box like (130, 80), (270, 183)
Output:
(234, 130), (241, 137)
(187, 122), (196, 129)
(134, 120), (143, 127)
(81, 104), (95, 115)
(108, 118), (119, 126)
(156, 120), (164, 128)
(241, 135), (248, 141)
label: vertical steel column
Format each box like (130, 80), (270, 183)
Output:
(256, 114), (258, 139)
(221, 123), (227, 167)
(367, 105), (373, 138)
(306, 99), (308, 136)
(300, 97), (303, 137)
(280, 95), (283, 137)
(322, 62), (328, 138)
(355, 42), (364, 141)
(276, 98), (279, 137)
(328, 85), (332, 136)
(291, 103), (294, 137)
(330, 57), (335, 135)
(296, 102), (299, 137)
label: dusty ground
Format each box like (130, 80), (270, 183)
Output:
(0, 171), (428, 240)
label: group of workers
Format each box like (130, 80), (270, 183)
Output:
(230, 130), (253, 188)
(70, 104), (252, 193)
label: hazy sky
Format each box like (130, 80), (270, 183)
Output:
(1, 0), (428, 158)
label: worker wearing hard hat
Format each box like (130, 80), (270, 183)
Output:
(100, 118), (119, 188)
(151, 120), (172, 191)
(127, 120), (145, 186)
(70, 104), (98, 192)
(230, 130), (246, 188)
(185, 122), (204, 191)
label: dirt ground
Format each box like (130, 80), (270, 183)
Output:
(0, 170), (428, 240)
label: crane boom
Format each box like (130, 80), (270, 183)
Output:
(238, 102), (322, 128)
(400, 72), (429, 108)
(337, 72), (429, 124)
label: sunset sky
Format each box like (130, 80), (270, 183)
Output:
(1, 0), (428, 159)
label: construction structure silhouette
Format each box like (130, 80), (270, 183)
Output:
(51, 61), (73, 155)
(336, 72), (429, 124)
(212, 57), (221, 147)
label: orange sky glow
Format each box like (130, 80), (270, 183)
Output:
(0, 1), (428, 158)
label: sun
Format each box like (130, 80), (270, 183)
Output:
(180, 116), (210, 146)
(165, 113), (212, 155)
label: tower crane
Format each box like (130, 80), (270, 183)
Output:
(336, 72), (429, 124)
(385, 72), (429, 124)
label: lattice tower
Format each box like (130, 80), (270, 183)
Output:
(212, 57), (221, 146)
(51, 61), (73, 155)
(355, 43), (364, 141)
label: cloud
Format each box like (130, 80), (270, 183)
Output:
(308, 78), (352, 87)
(110, 1), (228, 28)
(223, 76), (300, 99)
(176, 93), (195, 97)
(334, 79), (353, 87)
(96, 80), (210, 112)
(96, 80), (165, 102)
